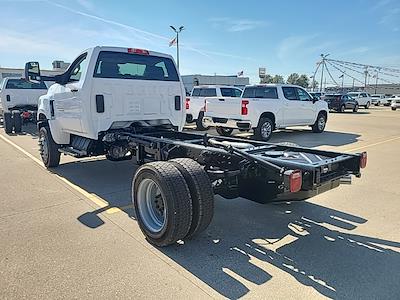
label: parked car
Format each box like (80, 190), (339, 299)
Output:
(325, 94), (359, 112)
(186, 85), (242, 130)
(387, 95), (400, 107)
(371, 94), (388, 106)
(390, 95), (400, 110)
(203, 84), (329, 141)
(0, 77), (48, 134)
(347, 92), (372, 108)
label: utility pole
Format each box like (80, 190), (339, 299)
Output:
(170, 25), (184, 70)
(375, 70), (379, 94)
(319, 54), (329, 92)
(352, 78), (355, 90)
(364, 67), (368, 90)
(341, 73), (344, 92)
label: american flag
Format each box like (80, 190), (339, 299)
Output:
(169, 37), (177, 47)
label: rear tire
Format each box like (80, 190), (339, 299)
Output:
(38, 126), (61, 168)
(392, 107), (397, 111)
(169, 158), (214, 238)
(3, 112), (13, 134)
(216, 127), (233, 137)
(353, 104), (359, 113)
(133, 161), (193, 247)
(255, 117), (274, 141)
(12, 111), (22, 133)
(365, 101), (370, 109)
(195, 111), (209, 131)
(312, 112), (326, 133)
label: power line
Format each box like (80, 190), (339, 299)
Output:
(326, 61), (365, 85)
(324, 63), (340, 86)
(326, 58), (400, 74)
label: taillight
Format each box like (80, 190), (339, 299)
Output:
(22, 111), (30, 119)
(128, 48), (149, 55)
(241, 100), (249, 115)
(289, 170), (302, 193)
(185, 97), (190, 110)
(360, 152), (367, 169)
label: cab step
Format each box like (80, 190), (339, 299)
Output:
(58, 147), (87, 158)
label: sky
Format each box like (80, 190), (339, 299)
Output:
(0, 0), (399, 84)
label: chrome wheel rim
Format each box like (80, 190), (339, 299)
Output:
(318, 116), (326, 130)
(39, 132), (49, 163)
(261, 122), (272, 138)
(136, 178), (166, 233)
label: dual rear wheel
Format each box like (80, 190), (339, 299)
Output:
(132, 159), (214, 247)
(3, 111), (22, 134)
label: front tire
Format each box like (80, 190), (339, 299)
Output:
(312, 112), (326, 133)
(216, 127), (233, 137)
(169, 158), (214, 238)
(255, 117), (274, 141)
(365, 101), (370, 109)
(3, 112), (13, 134)
(339, 104), (345, 113)
(133, 161), (193, 247)
(39, 126), (61, 168)
(392, 107), (397, 111)
(353, 104), (359, 113)
(12, 111), (22, 133)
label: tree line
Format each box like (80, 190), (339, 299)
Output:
(260, 73), (318, 89)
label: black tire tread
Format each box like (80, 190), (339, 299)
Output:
(195, 111), (208, 131)
(311, 112), (326, 133)
(39, 126), (60, 168)
(169, 158), (214, 238)
(12, 111), (22, 133)
(133, 161), (193, 247)
(3, 112), (13, 134)
(255, 117), (273, 141)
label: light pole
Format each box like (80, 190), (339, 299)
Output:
(319, 53), (329, 92)
(170, 25), (184, 71)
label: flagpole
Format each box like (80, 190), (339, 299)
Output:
(170, 25), (184, 71)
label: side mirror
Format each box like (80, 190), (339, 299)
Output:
(25, 62), (41, 83)
(312, 96), (319, 103)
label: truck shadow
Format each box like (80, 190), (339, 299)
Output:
(52, 158), (400, 299)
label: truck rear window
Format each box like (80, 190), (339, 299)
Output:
(93, 51), (179, 82)
(5, 79), (47, 90)
(243, 87), (278, 99)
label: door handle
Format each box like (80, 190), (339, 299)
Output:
(218, 98), (225, 101)
(70, 88), (78, 92)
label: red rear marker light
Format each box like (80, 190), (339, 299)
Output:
(360, 152), (367, 169)
(241, 100), (249, 115)
(128, 48), (149, 55)
(289, 170), (302, 193)
(185, 97), (190, 110)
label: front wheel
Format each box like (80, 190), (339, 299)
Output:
(339, 105), (345, 113)
(216, 127), (233, 137)
(255, 117), (274, 141)
(392, 107), (397, 111)
(39, 126), (61, 168)
(353, 104), (359, 113)
(365, 101), (370, 109)
(312, 112), (327, 133)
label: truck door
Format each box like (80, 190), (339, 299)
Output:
(53, 53), (88, 133)
(282, 87), (304, 125)
(295, 87), (316, 124)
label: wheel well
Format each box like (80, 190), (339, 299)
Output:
(259, 112), (276, 129)
(37, 113), (48, 129)
(318, 110), (328, 121)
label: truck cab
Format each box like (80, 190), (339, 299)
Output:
(29, 46), (185, 145)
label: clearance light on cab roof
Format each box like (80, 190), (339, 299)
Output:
(127, 48), (149, 55)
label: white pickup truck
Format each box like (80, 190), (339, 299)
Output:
(186, 85), (242, 130)
(347, 92), (372, 108)
(0, 78), (47, 134)
(203, 84), (329, 141)
(24, 47), (366, 247)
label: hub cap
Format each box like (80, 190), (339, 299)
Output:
(136, 178), (166, 233)
(261, 122), (272, 138)
(318, 116), (326, 131)
(39, 132), (49, 163)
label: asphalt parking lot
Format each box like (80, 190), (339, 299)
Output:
(1, 107), (399, 299)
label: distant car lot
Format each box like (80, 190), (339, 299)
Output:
(1, 106), (399, 299)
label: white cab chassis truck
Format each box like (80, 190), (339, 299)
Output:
(203, 84), (329, 141)
(0, 78), (47, 134)
(25, 47), (367, 247)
